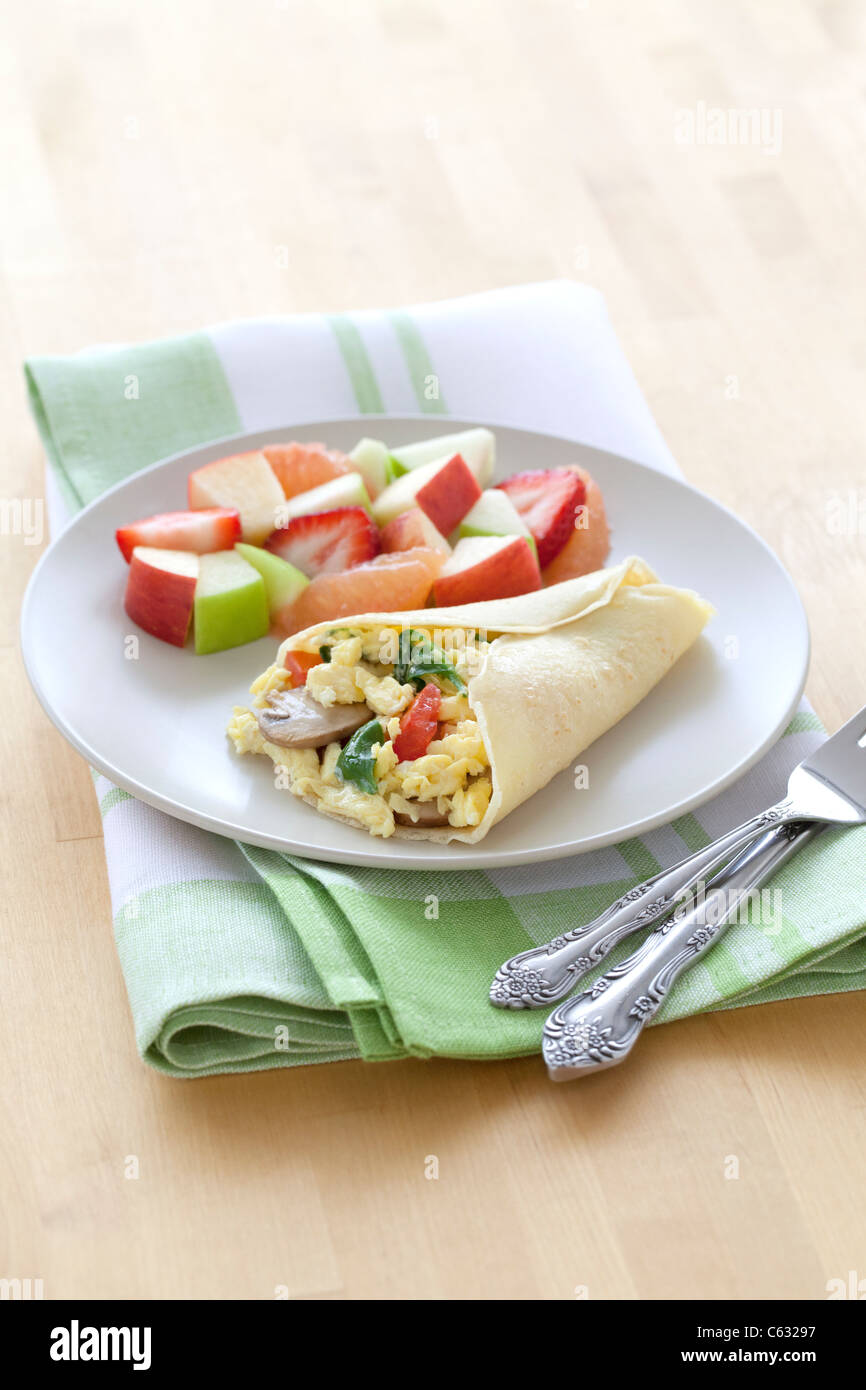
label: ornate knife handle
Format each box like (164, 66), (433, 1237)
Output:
(490, 799), (801, 1010)
(542, 820), (820, 1081)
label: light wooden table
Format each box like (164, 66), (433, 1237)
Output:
(3, 0), (865, 1301)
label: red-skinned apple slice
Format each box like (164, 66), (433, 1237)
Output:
(414, 453), (482, 536)
(115, 507), (240, 563)
(188, 451), (284, 545)
(433, 535), (541, 606)
(124, 547), (199, 647)
(371, 448), (489, 527)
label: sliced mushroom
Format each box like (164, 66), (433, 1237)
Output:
(394, 802), (451, 828)
(256, 687), (372, 750)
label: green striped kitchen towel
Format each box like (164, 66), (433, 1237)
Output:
(25, 281), (866, 1076)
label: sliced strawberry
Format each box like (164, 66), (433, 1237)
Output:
(393, 684), (442, 762)
(264, 506), (380, 577)
(283, 650), (324, 687)
(115, 507), (241, 563)
(496, 470), (586, 569)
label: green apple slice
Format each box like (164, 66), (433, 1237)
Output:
(457, 489), (537, 557)
(275, 472), (373, 525)
(234, 542), (309, 618)
(389, 427), (495, 483)
(349, 438), (395, 497)
(194, 550), (269, 654)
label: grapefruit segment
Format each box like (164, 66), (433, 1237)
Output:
(263, 442), (353, 500)
(274, 548), (445, 636)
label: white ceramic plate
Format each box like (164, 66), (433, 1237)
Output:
(22, 417), (809, 870)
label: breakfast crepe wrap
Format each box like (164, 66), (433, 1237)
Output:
(242, 557), (712, 844)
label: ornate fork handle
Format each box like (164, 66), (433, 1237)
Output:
(542, 820), (821, 1081)
(490, 798), (801, 1009)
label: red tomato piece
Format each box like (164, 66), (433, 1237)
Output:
(283, 650), (323, 687)
(393, 683), (442, 762)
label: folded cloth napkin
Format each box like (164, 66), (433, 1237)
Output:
(26, 281), (866, 1076)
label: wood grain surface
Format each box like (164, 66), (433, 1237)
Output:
(2, 0), (865, 1300)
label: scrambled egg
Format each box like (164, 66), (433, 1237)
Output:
(306, 662), (366, 707)
(304, 636), (417, 717)
(249, 662), (293, 706)
(227, 707), (397, 837)
(228, 628), (494, 838)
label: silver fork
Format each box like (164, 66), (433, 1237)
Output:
(543, 819), (822, 1080)
(491, 702), (866, 1010)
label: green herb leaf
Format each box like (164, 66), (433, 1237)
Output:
(318, 646), (332, 662)
(393, 628), (466, 694)
(393, 629), (431, 683)
(335, 718), (384, 796)
(406, 660), (466, 694)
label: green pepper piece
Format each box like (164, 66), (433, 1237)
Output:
(318, 645), (332, 662)
(335, 718), (384, 796)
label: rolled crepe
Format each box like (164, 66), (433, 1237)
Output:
(257, 556), (714, 844)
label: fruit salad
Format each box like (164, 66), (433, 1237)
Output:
(115, 428), (610, 653)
